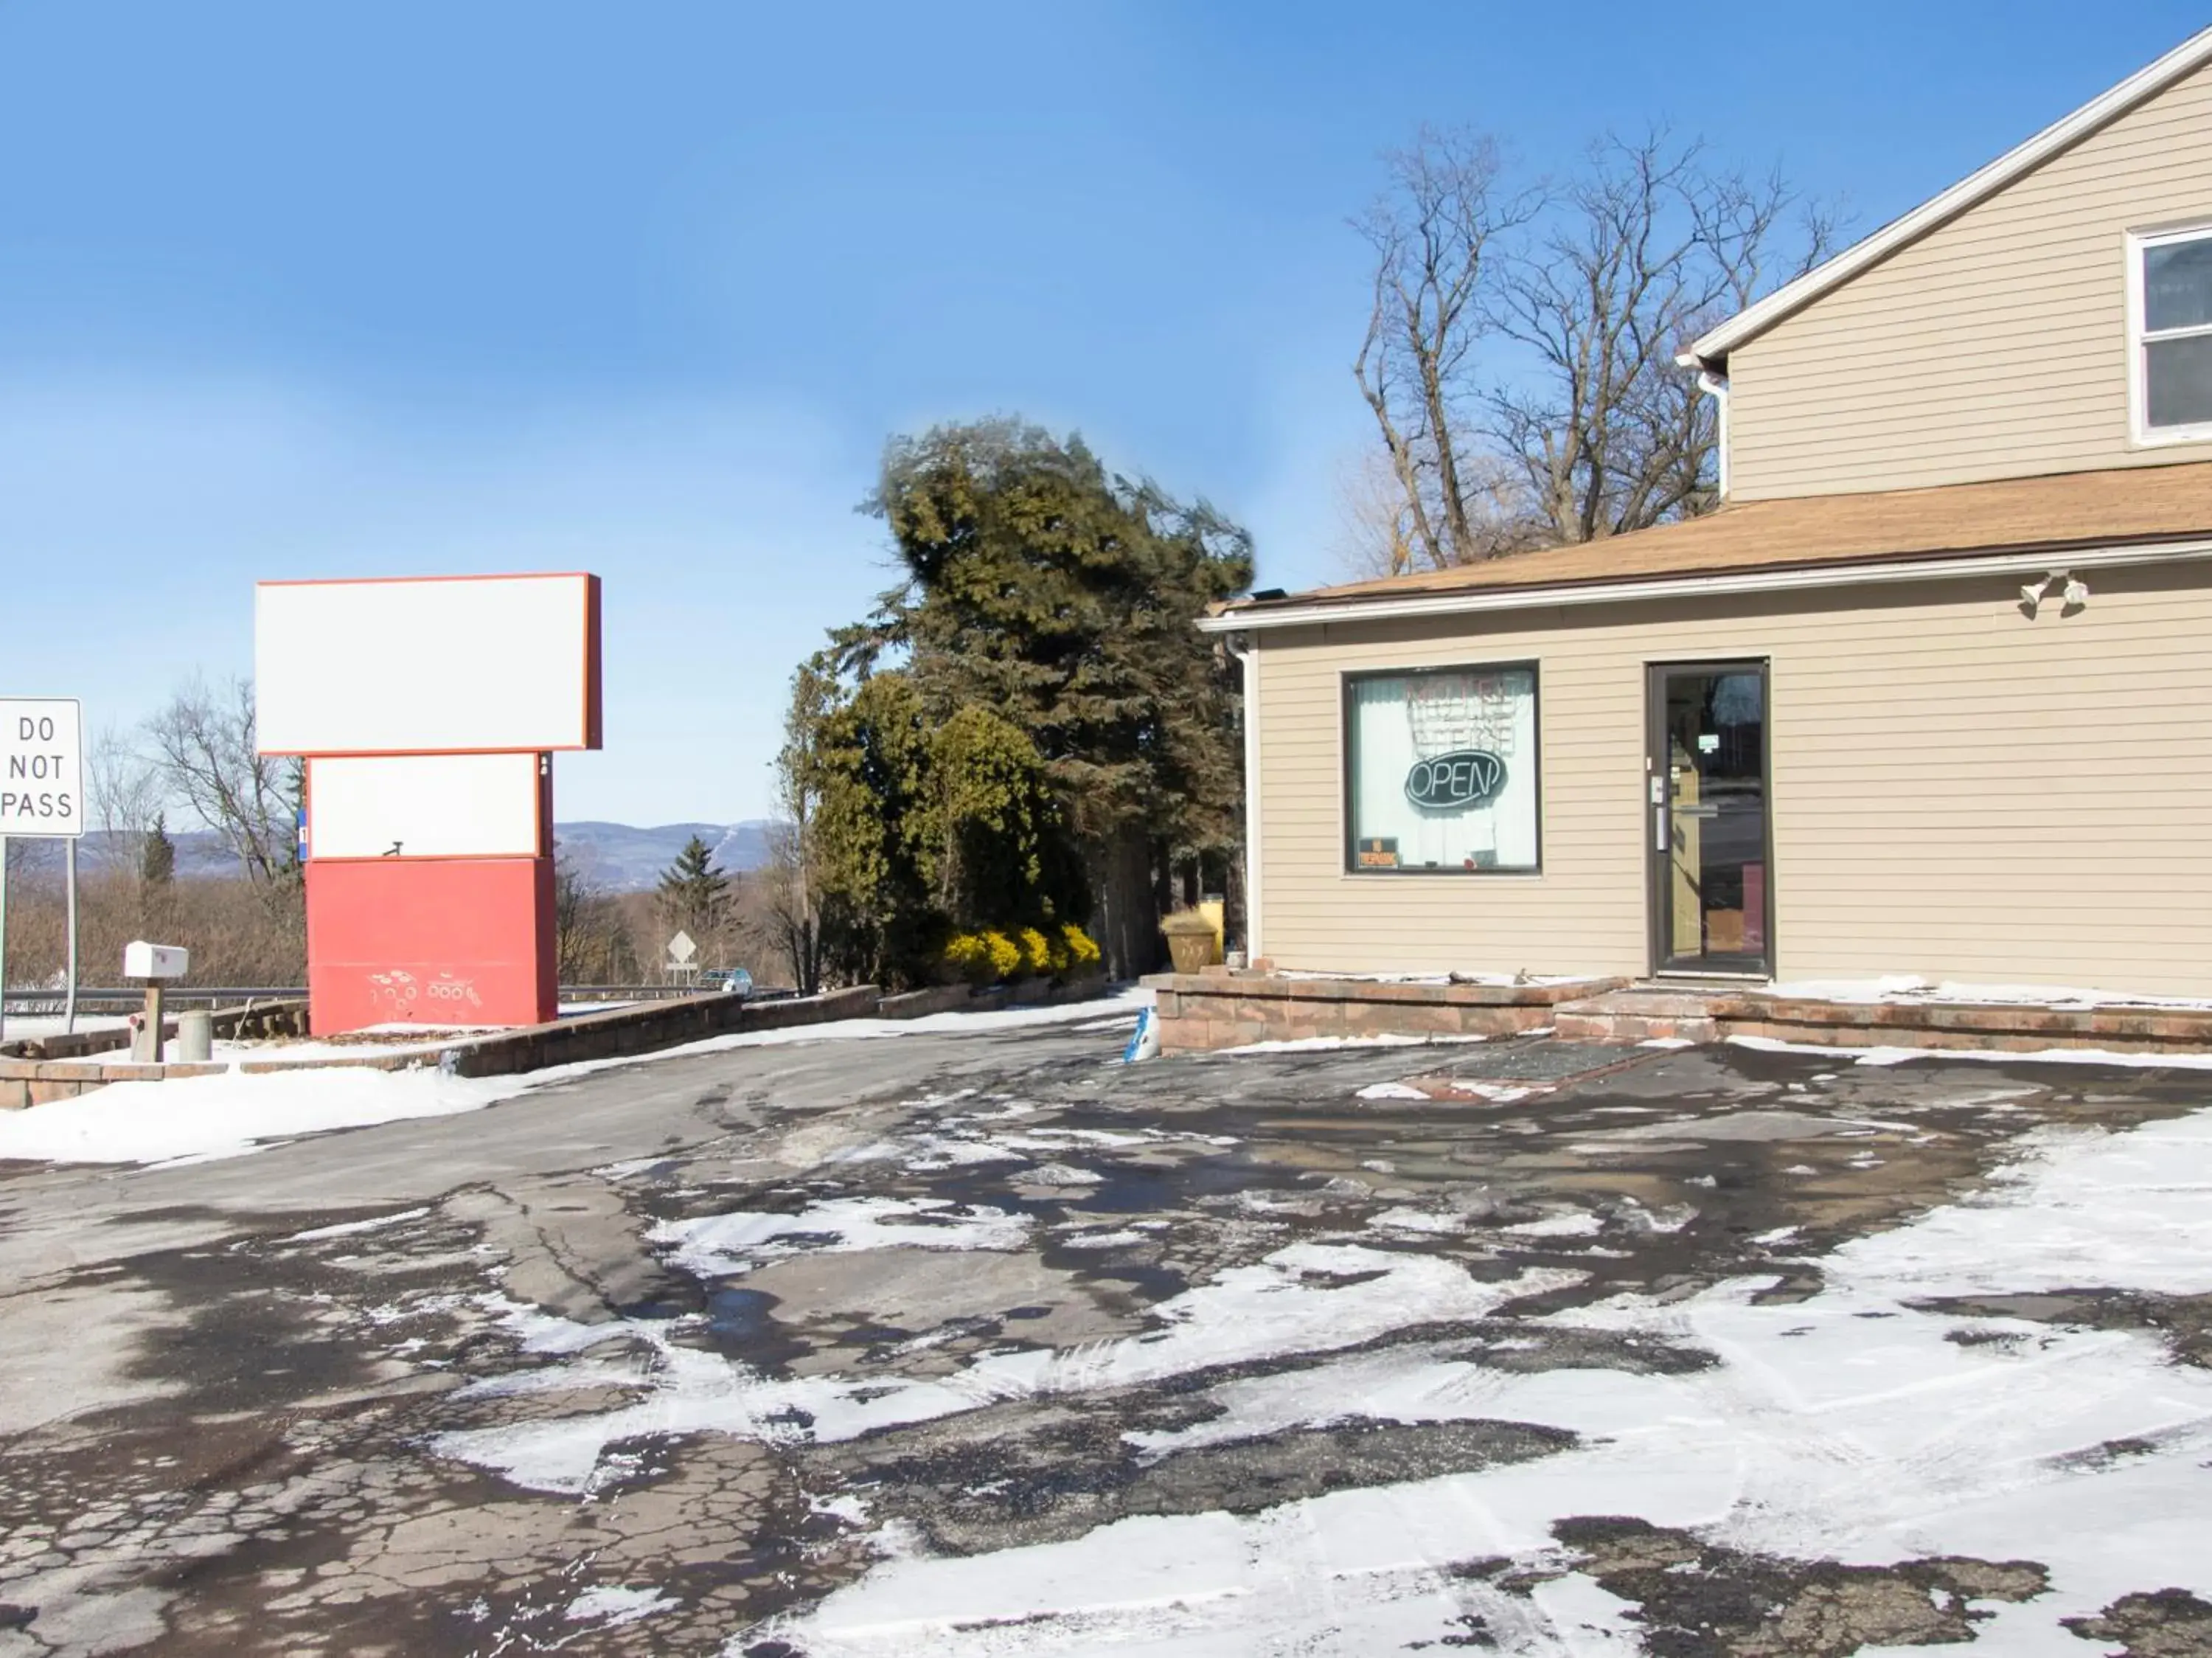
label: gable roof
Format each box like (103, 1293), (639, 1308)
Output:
(1686, 25), (2212, 372)
(1205, 461), (2212, 631)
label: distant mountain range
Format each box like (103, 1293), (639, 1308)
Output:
(7, 821), (779, 892)
(552, 821), (777, 889)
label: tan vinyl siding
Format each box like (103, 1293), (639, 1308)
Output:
(1727, 59), (2212, 500)
(1252, 558), (2212, 993)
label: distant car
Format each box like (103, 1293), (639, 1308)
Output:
(698, 968), (753, 998)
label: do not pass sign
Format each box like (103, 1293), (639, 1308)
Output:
(0, 698), (83, 837)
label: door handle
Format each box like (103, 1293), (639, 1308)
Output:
(1655, 805), (1666, 851)
(1674, 803), (1721, 819)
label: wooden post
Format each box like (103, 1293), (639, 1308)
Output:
(134, 980), (167, 1064)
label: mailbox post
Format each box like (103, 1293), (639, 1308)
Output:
(125, 941), (189, 1063)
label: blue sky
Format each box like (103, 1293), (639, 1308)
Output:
(2, 1), (2201, 822)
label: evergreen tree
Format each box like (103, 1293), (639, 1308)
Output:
(776, 663), (1091, 989)
(788, 667), (933, 985)
(846, 420), (1252, 974)
(141, 813), (177, 887)
(655, 834), (729, 943)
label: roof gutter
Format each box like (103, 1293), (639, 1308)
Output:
(1197, 535), (2212, 634)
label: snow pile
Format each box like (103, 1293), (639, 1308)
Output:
(766, 1107), (2212, 1655)
(654, 1196), (1034, 1276)
(0, 1067), (518, 1166)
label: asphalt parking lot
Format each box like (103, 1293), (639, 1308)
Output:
(1, 1010), (2209, 1655)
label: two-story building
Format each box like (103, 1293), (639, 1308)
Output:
(1206, 27), (2212, 999)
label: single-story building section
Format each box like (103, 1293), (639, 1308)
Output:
(1198, 461), (2212, 998)
(1152, 29), (2212, 1052)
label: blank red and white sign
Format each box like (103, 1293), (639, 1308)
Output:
(307, 752), (546, 861)
(255, 573), (602, 756)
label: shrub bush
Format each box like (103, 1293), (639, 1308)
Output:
(981, 929), (1021, 981)
(942, 932), (994, 985)
(942, 923), (1101, 985)
(1015, 926), (1054, 977)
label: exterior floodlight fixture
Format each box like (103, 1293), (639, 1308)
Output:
(2018, 569), (2081, 618)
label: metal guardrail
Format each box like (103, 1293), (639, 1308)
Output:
(1, 987), (305, 1012)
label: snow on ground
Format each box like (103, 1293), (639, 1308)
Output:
(209, 1033), (480, 1062)
(280, 1206), (432, 1243)
(428, 1241), (1578, 1495)
(1729, 1033), (2212, 1071)
(655, 1196), (1035, 1274)
(0, 1014), (133, 1040)
(0, 1068), (524, 1166)
(1220, 1032), (1490, 1055)
(761, 1105), (2212, 1655)
(1764, 974), (2212, 1010)
(1272, 970), (1604, 988)
(564, 1584), (678, 1627)
(0, 991), (1147, 1167)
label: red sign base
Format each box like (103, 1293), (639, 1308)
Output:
(305, 856), (556, 1033)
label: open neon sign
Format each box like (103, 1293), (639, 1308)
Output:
(1405, 749), (1506, 811)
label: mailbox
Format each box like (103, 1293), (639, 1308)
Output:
(123, 941), (189, 980)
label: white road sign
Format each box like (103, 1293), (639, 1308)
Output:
(0, 698), (83, 838)
(666, 930), (698, 966)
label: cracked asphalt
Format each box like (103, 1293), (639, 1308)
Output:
(1, 1010), (2210, 1655)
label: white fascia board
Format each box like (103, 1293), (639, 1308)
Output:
(1683, 26), (2212, 370)
(1200, 537), (2212, 634)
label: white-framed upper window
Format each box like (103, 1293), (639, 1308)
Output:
(2130, 223), (2212, 445)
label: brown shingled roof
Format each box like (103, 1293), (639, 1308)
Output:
(1237, 462), (2212, 613)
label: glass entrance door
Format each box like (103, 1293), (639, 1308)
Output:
(1648, 663), (1771, 975)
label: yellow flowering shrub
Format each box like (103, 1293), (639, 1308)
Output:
(945, 923), (1101, 985)
(982, 929), (1022, 981)
(942, 932), (994, 985)
(1016, 927), (1054, 977)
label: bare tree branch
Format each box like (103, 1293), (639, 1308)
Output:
(1346, 126), (1846, 571)
(1350, 128), (1540, 569)
(83, 724), (167, 877)
(142, 676), (299, 892)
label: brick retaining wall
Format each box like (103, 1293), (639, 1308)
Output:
(1144, 971), (1629, 1052)
(1144, 972), (2212, 1058)
(1722, 994), (2212, 1055)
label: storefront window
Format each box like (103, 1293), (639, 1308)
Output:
(1345, 665), (1540, 873)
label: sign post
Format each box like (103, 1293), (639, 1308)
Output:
(64, 839), (77, 1034)
(666, 929), (698, 988)
(0, 698), (85, 1045)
